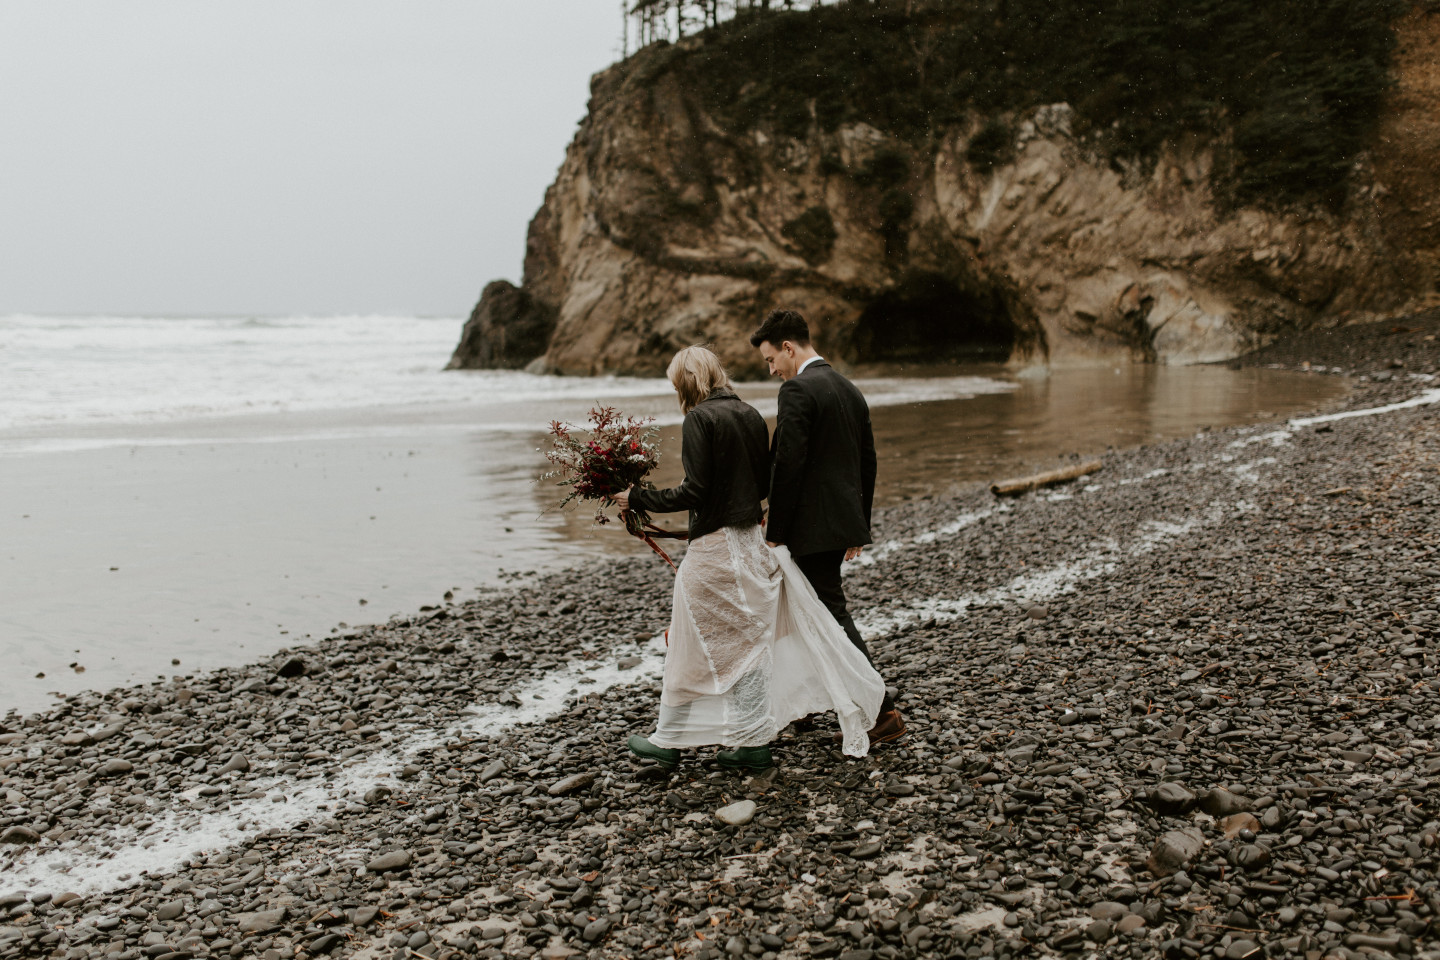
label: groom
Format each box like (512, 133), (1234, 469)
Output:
(750, 309), (906, 745)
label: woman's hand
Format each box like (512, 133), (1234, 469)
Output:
(844, 546), (864, 561)
(613, 487), (632, 513)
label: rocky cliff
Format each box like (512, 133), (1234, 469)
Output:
(450, 3), (1440, 378)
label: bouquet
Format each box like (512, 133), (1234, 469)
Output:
(542, 405), (679, 568)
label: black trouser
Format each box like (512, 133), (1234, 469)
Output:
(792, 549), (896, 714)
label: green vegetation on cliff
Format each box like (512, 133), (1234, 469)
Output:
(669, 0), (1403, 208)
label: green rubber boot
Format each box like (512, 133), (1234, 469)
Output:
(627, 735), (680, 770)
(716, 745), (774, 773)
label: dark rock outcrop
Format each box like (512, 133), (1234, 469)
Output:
(447, 280), (557, 371)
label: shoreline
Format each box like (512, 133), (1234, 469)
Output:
(1, 365), (1344, 717)
(1, 311), (1438, 960)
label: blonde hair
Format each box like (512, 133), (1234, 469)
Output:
(667, 345), (731, 414)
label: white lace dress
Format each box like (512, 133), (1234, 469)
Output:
(647, 523), (885, 757)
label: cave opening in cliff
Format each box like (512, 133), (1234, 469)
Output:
(850, 273), (1023, 365)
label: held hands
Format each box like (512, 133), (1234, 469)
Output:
(845, 546), (864, 562)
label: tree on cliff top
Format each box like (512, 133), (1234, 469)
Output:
(624, 0), (828, 53)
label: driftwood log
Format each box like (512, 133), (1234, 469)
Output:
(990, 459), (1103, 497)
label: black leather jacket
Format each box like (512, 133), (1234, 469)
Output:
(630, 387), (769, 540)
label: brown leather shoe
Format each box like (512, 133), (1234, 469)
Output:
(834, 707), (907, 746)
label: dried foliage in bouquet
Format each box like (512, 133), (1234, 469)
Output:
(542, 405), (679, 567)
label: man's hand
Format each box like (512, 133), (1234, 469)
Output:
(844, 546), (864, 562)
(766, 541), (779, 548)
(613, 487), (632, 513)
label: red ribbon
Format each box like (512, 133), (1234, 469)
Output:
(621, 511), (686, 571)
(636, 527), (678, 571)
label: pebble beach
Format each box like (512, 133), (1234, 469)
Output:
(3, 312), (1440, 960)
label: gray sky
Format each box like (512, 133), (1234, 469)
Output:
(0, 1), (622, 317)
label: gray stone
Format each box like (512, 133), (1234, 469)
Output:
(1148, 782), (1196, 816)
(1198, 787), (1251, 817)
(365, 849), (412, 873)
(582, 917), (611, 942)
(1147, 827), (1205, 876)
(480, 760), (507, 783)
(309, 933), (344, 954)
(275, 657), (308, 678)
(1345, 932), (1411, 953)
(0, 826), (40, 844)
(548, 772), (595, 796)
(156, 901), (184, 921)
(235, 908), (286, 934)
(98, 758), (133, 777)
(1088, 902), (1128, 921)
(218, 753), (249, 774)
(1225, 940), (1260, 959)
(715, 800), (757, 826)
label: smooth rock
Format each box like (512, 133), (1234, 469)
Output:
(218, 753), (249, 774)
(1147, 828), (1205, 877)
(716, 800), (757, 826)
(365, 850), (412, 873)
(275, 657), (308, 678)
(0, 826), (40, 844)
(548, 772), (596, 796)
(1088, 902), (1128, 921)
(235, 908), (286, 934)
(1149, 782), (1197, 815)
(1199, 787), (1251, 816)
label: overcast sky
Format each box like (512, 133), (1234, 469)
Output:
(0, 1), (622, 317)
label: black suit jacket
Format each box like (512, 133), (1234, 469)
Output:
(766, 360), (877, 557)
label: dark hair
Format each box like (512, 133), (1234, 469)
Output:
(749, 309), (811, 348)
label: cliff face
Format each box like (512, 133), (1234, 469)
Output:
(450, 10), (1439, 378)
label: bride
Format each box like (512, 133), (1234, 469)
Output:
(615, 345), (884, 772)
